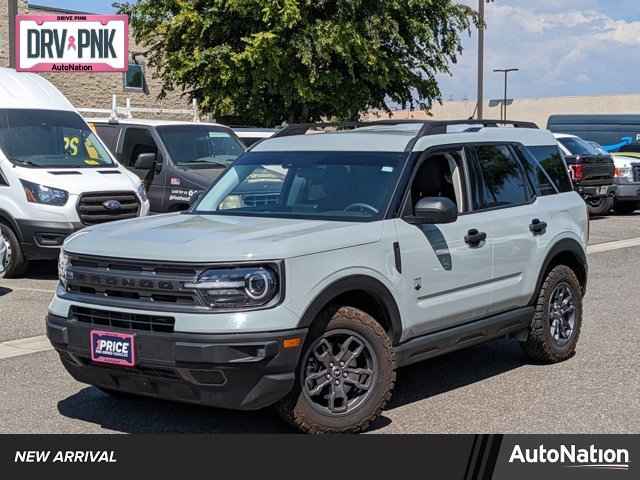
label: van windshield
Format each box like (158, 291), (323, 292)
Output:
(0, 109), (115, 168)
(193, 151), (404, 221)
(157, 125), (245, 169)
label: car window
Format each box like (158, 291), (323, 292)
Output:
(526, 145), (573, 195)
(468, 144), (528, 210)
(120, 127), (158, 168)
(94, 125), (121, 154)
(558, 137), (598, 156)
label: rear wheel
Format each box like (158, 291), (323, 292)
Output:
(613, 201), (639, 215)
(0, 223), (28, 278)
(277, 306), (395, 433)
(586, 196), (612, 216)
(521, 265), (582, 363)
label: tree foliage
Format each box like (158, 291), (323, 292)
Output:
(118, 0), (476, 126)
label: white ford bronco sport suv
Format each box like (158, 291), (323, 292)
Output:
(48, 120), (588, 433)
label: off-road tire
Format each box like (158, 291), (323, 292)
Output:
(587, 197), (612, 216)
(0, 223), (28, 278)
(613, 201), (639, 215)
(521, 265), (582, 363)
(276, 306), (396, 434)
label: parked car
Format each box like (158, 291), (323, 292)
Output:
(548, 114), (640, 152)
(232, 127), (277, 147)
(88, 118), (246, 213)
(554, 133), (616, 216)
(0, 68), (150, 278)
(49, 119), (588, 433)
(611, 151), (640, 214)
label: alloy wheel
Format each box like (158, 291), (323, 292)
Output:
(301, 329), (377, 416)
(548, 283), (576, 346)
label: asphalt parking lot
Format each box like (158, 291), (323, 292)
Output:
(1, 214), (639, 434)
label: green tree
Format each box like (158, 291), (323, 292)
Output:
(118, 0), (476, 126)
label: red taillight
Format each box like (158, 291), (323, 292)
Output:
(569, 164), (584, 182)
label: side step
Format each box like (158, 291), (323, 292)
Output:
(394, 306), (534, 367)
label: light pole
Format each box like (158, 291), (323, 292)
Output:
(493, 68), (519, 120)
(477, 0), (495, 120)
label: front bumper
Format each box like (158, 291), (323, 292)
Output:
(47, 313), (307, 410)
(17, 220), (83, 261)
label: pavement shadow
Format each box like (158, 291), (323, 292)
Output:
(57, 338), (527, 434)
(57, 386), (296, 433)
(0, 286), (12, 297)
(385, 338), (527, 411)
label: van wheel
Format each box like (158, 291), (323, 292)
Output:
(521, 265), (582, 363)
(613, 201), (639, 215)
(276, 306), (395, 433)
(0, 224), (28, 278)
(586, 197), (612, 216)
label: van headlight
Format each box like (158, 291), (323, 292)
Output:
(185, 264), (282, 310)
(21, 180), (68, 206)
(58, 250), (70, 287)
(137, 183), (148, 202)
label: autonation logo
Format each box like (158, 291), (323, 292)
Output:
(509, 444), (630, 471)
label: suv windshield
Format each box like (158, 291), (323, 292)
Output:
(194, 151), (404, 221)
(558, 137), (600, 156)
(0, 109), (115, 168)
(157, 125), (244, 169)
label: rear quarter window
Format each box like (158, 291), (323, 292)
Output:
(526, 145), (573, 195)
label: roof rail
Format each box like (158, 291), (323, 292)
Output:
(270, 119), (538, 139)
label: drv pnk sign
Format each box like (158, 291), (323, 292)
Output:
(16, 15), (128, 72)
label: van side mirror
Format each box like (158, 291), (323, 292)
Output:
(134, 152), (157, 170)
(412, 197), (458, 224)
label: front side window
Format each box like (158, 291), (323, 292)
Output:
(0, 109), (115, 168)
(195, 151), (404, 221)
(469, 144), (528, 210)
(157, 125), (244, 169)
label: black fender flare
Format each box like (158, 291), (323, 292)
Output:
(297, 274), (403, 344)
(0, 209), (22, 241)
(529, 238), (588, 305)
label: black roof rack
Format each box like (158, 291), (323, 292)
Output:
(270, 119), (539, 139)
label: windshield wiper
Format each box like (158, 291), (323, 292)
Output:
(10, 158), (40, 167)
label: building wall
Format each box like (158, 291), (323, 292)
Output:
(1, 1), (194, 119)
(365, 94), (640, 129)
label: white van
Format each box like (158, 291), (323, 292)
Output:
(0, 68), (150, 277)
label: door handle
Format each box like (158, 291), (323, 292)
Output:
(465, 228), (487, 246)
(530, 218), (547, 235)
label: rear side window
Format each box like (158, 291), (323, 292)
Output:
(94, 125), (121, 153)
(558, 137), (598, 156)
(527, 145), (573, 195)
(468, 144), (529, 210)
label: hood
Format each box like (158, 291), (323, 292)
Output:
(15, 166), (141, 195)
(64, 213), (383, 262)
(172, 167), (226, 189)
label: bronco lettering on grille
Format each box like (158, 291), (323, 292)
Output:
(72, 272), (178, 290)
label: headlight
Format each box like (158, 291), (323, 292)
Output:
(137, 182), (148, 202)
(21, 179), (68, 206)
(58, 250), (70, 287)
(185, 264), (281, 310)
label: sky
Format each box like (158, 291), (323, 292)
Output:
(47, 0), (640, 101)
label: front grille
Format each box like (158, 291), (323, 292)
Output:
(64, 254), (203, 311)
(77, 191), (140, 225)
(70, 306), (175, 333)
(633, 164), (640, 182)
(243, 193), (280, 208)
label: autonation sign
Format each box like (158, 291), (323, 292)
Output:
(16, 15), (128, 72)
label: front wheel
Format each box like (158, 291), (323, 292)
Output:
(521, 265), (582, 363)
(0, 223), (28, 278)
(586, 196), (612, 216)
(277, 306), (396, 433)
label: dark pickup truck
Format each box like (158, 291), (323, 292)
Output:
(555, 134), (616, 216)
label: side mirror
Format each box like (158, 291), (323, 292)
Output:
(412, 197), (458, 224)
(134, 152), (157, 170)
